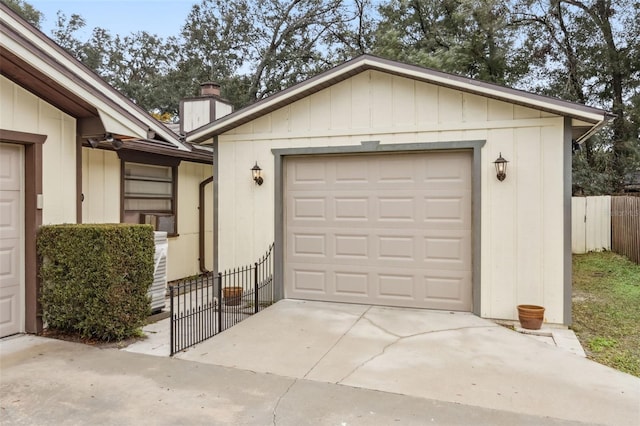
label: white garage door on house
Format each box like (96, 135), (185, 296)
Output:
(0, 143), (24, 338)
(284, 150), (472, 311)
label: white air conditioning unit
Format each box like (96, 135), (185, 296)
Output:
(149, 231), (168, 313)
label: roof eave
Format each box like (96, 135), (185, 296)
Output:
(83, 138), (213, 164)
(186, 54), (611, 144)
(1, 4), (189, 151)
(575, 114), (615, 144)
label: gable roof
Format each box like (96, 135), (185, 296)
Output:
(0, 3), (211, 164)
(186, 54), (612, 145)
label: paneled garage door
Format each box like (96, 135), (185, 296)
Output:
(0, 143), (24, 337)
(284, 151), (472, 311)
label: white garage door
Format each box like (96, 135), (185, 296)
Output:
(0, 143), (24, 337)
(285, 151), (472, 311)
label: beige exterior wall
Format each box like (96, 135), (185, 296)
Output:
(82, 148), (121, 223)
(217, 70), (568, 323)
(0, 75), (76, 225)
(81, 148), (214, 281)
(171, 161), (214, 280)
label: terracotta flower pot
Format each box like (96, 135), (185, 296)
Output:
(223, 286), (243, 306)
(517, 304), (545, 330)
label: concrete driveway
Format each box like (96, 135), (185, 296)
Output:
(1, 334), (610, 426)
(177, 300), (640, 426)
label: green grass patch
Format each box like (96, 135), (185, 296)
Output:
(572, 252), (640, 377)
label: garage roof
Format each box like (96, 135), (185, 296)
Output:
(186, 54), (612, 145)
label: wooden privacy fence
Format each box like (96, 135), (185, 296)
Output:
(611, 196), (640, 264)
(572, 196), (611, 253)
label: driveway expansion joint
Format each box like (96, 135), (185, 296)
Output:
(302, 306), (372, 380)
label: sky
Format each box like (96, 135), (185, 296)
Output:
(29, 0), (198, 40)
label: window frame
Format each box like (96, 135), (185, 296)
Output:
(120, 153), (180, 237)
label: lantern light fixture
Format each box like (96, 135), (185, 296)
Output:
(493, 152), (508, 182)
(251, 162), (263, 185)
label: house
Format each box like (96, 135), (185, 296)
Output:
(0, 4), (225, 337)
(187, 55), (611, 325)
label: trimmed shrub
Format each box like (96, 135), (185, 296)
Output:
(38, 224), (154, 341)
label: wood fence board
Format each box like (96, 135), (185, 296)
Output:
(611, 196), (640, 264)
(585, 195), (611, 252)
(572, 196), (611, 253)
(572, 198), (587, 254)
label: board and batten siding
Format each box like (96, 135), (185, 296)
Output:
(0, 75), (76, 225)
(173, 161), (214, 278)
(217, 70), (568, 323)
(82, 148), (121, 223)
(81, 151), (214, 281)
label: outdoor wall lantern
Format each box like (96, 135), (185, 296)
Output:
(251, 162), (264, 186)
(493, 152), (509, 182)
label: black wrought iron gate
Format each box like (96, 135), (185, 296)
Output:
(169, 244), (274, 355)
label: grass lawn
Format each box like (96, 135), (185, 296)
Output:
(572, 251), (640, 377)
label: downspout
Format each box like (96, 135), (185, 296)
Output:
(199, 176), (214, 273)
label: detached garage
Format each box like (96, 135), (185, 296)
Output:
(187, 55), (610, 325)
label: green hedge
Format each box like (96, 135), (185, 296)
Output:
(37, 224), (154, 341)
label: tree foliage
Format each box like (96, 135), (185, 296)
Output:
(512, 0), (640, 194)
(3, 0), (42, 28)
(177, 0), (360, 107)
(41, 0), (370, 114)
(373, 0), (526, 84)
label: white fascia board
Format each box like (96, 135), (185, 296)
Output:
(1, 12), (188, 151)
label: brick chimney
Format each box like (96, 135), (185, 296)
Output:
(199, 82), (221, 97)
(179, 82), (233, 134)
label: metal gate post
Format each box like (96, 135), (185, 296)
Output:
(254, 262), (259, 314)
(169, 286), (174, 355)
(217, 272), (222, 333)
